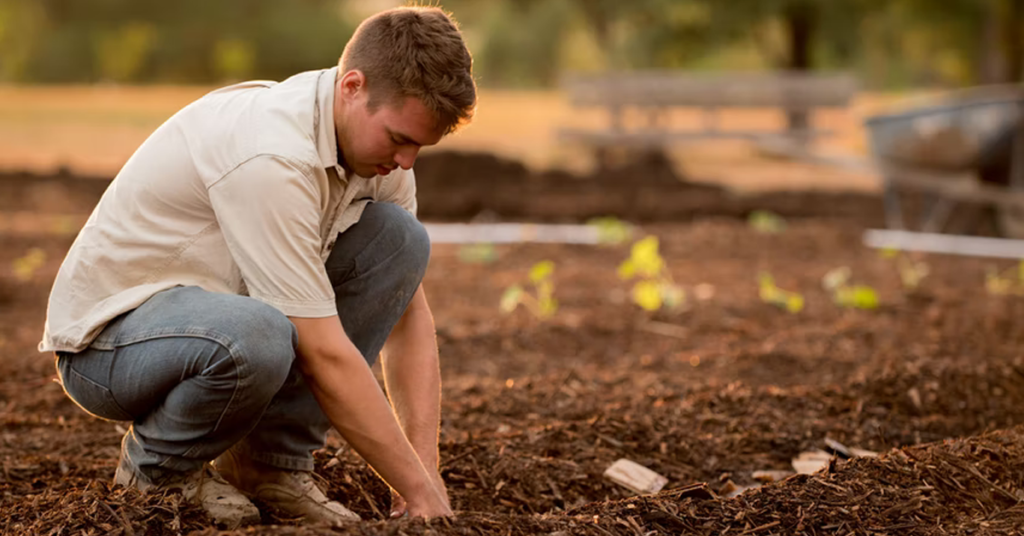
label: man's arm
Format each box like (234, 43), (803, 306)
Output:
(289, 314), (450, 518)
(381, 285), (442, 470)
(380, 285), (449, 518)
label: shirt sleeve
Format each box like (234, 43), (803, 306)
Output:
(377, 168), (418, 216)
(208, 155), (337, 317)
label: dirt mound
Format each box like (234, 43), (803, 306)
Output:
(0, 151), (886, 224)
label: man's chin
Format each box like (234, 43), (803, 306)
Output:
(351, 167), (377, 179)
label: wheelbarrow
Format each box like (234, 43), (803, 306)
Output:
(864, 86), (1024, 238)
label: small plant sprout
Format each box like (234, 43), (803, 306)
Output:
(617, 236), (684, 311)
(758, 272), (804, 313)
(500, 260), (558, 319)
(822, 266), (879, 309)
(747, 210), (786, 234)
(587, 216), (634, 245)
(458, 242), (498, 264)
(879, 248), (929, 290)
(984, 260), (1024, 296)
(12, 248), (46, 282)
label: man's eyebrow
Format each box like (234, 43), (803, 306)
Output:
(388, 128), (424, 147)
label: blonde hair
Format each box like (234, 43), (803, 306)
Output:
(339, 6), (476, 135)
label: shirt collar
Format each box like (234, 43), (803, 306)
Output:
(315, 67), (342, 172)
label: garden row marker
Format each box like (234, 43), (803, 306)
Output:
(603, 459), (668, 494)
(424, 223), (600, 244)
(864, 229), (1024, 259)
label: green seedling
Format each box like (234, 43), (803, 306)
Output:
(458, 243), (498, 264)
(747, 210), (786, 234)
(822, 267), (879, 309)
(984, 260), (1024, 296)
(587, 216), (634, 245)
(500, 260), (558, 319)
(12, 248), (46, 282)
(758, 272), (804, 313)
(618, 236), (684, 311)
(879, 248), (929, 290)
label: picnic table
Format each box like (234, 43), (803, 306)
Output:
(558, 70), (858, 166)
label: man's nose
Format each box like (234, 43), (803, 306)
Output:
(394, 146), (420, 170)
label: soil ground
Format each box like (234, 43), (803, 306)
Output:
(3, 156), (1024, 535)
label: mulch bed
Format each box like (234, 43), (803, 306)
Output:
(3, 172), (1024, 534)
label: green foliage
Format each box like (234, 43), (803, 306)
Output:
(12, 248), (45, 282)
(879, 248), (929, 290)
(458, 243), (498, 264)
(984, 260), (1024, 296)
(822, 266), (879, 309)
(618, 236), (684, 311)
(473, 0), (572, 87)
(94, 22), (157, 82)
(0, 0), (45, 80)
(500, 260), (558, 319)
(758, 272), (804, 313)
(587, 216), (633, 245)
(212, 38), (256, 82)
(0, 0), (355, 83)
(0, 0), (1015, 87)
(747, 210), (786, 234)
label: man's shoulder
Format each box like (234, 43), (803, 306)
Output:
(180, 71), (326, 180)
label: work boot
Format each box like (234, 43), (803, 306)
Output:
(215, 450), (360, 525)
(114, 459), (261, 529)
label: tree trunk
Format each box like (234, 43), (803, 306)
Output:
(784, 1), (816, 137)
(1004, 0), (1024, 81)
(979, 0), (1006, 84)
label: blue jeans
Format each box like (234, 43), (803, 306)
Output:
(55, 203), (430, 483)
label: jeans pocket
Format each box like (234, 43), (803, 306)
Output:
(59, 360), (134, 422)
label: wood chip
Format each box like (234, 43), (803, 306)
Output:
(752, 470), (794, 483)
(907, 387), (923, 410)
(849, 446), (880, 458)
(824, 438), (852, 458)
(603, 459), (668, 494)
(792, 450), (833, 475)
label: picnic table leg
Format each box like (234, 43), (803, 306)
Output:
(997, 112), (1024, 238)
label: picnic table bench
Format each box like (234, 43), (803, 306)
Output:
(558, 70), (858, 165)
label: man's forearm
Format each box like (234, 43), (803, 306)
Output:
(289, 316), (447, 515)
(383, 286), (442, 469)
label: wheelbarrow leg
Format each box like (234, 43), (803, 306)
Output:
(920, 193), (955, 233)
(881, 169), (905, 230)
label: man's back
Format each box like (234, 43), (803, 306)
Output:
(41, 69), (415, 353)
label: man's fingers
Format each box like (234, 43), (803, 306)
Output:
(390, 491), (408, 518)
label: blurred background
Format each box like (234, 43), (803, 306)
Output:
(1, 0), (1014, 88)
(1, 0), (1021, 190)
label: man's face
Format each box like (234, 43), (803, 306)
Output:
(335, 71), (444, 179)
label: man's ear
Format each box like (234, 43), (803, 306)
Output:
(338, 70), (366, 100)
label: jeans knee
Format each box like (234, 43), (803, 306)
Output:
(230, 301), (296, 394)
(362, 202), (431, 275)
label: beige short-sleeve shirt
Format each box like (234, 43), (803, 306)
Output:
(40, 67), (418, 353)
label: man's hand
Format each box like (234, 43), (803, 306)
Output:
(289, 315), (451, 518)
(391, 470), (449, 518)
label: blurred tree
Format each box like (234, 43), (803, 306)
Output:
(469, 0), (571, 87)
(212, 38), (256, 82)
(94, 22), (157, 82)
(5, 0), (354, 83)
(2, 0), (1022, 88)
(0, 0), (47, 81)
